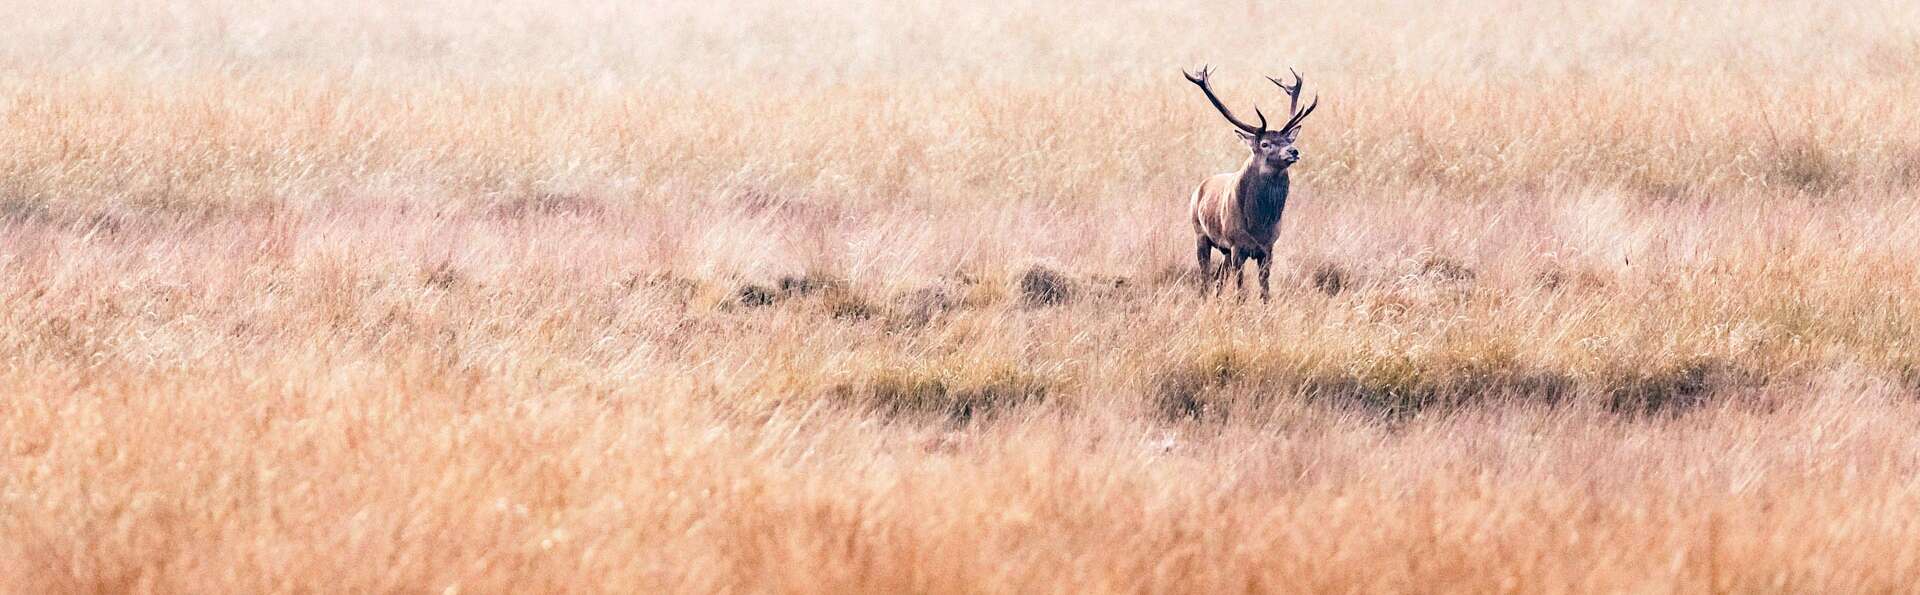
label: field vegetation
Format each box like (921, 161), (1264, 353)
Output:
(5, 0), (1920, 591)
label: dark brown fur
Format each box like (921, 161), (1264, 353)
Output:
(1191, 158), (1290, 300)
(1182, 66), (1317, 301)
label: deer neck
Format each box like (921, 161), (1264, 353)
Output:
(1235, 159), (1290, 223)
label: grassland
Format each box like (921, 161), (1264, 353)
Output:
(5, 0), (1920, 592)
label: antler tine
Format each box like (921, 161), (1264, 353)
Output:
(1278, 93), (1318, 136)
(1182, 64), (1212, 84)
(1183, 65), (1265, 135)
(1267, 67), (1305, 117)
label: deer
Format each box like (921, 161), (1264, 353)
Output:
(1182, 65), (1318, 302)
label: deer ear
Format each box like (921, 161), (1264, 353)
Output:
(1281, 126), (1302, 143)
(1234, 129), (1257, 143)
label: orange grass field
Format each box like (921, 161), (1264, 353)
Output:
(6, 0), (1920, 592)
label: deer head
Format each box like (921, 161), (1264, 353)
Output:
(1183, 66), (1319, 171)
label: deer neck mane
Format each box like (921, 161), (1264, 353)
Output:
(1234, 158), (1290, 224)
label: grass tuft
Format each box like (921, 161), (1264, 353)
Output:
(1018, 265), (1074, 306)
(1152, 347), (1535, 423)
(420, 259), (463, 289)
(6, 0), (1920, 589)
(1311, 263), (1352, 296)
(484, 191), (605, 220)
(1417, 254), (1477, 284)
(835, 362), (1054, 424)
(1151, 348), (1257, 421)
(1603, 357), (1748, 416)
(1767, 139), (1850, 195)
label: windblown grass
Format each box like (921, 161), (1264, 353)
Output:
(5, 0), (1920, 592)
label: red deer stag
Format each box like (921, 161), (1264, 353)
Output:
(1183, 66), (1318, 301)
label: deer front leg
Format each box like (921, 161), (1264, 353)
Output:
(1228, 247), (1248, 299)
(1255, 250), (1273, 303)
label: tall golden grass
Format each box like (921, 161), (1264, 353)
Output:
(5, 0), (1920, 592)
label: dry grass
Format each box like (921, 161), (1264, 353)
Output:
(5, 0), (1920, 592)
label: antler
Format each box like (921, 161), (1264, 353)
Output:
(1267, 68), (1304, 116)
(1183, 65), (1267, 135)
(1267, 67), (1319, 136)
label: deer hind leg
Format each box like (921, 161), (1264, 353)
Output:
(1219, 246), (1237, 295)
(1194, 236), (1216, 296)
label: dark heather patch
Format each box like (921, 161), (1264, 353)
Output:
(1418, 255), (1477, 283)
(1310, 263), (1350, 296)
(0, 196), (50, 224)
(1153, 349), (1585, 422)
(835, 367), (1052, 426)
(485, 191), (604, 220)
(1767, 141), (1849, 195)
(421, 259), (463, 289)
(735, 284), (780, 307)
(1151, 349), (1257, 422)
(892, 286), (960, 328)
(1018, 265), (1074, 306)
(1895, 359), (1920, 397)
(1604, 358), (1747, 417)
(734, 273), (847, 308)
(776, 275), (833, 297)
(822, 291), (877, 321)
